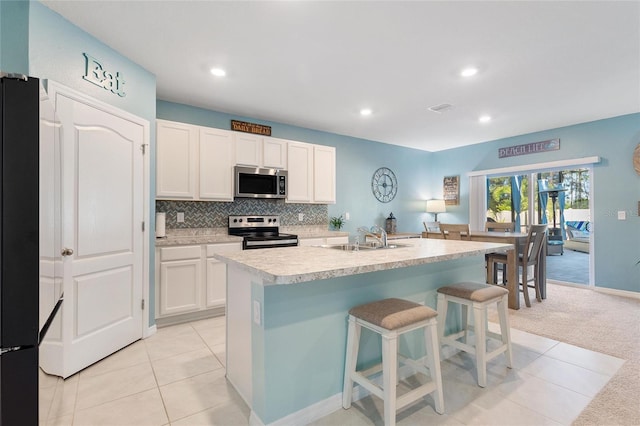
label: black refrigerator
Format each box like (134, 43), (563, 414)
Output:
(0, 75), (40, 425)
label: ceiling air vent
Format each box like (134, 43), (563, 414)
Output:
(428, 103), (453, 113)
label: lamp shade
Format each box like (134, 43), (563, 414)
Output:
(426, 199), (446, 213)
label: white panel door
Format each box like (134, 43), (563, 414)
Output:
(52, 88), (144, 378)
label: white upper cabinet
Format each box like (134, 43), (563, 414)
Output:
(156, 120), (334, 203)
(286, 141), (314, 203)
(156, 120), (235, 201)
(263, 137), (288, 169)
(235, 134), (288, 169)
(234, 133), (262, 167)
(313, 145), (336, 204)
(156, 120), (197, 199)
(287, 142), (336, 204)
(200, 127), (235, 201)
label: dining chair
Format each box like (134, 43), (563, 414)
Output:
(484, 222), (515, 232)
(439, 223), (470, 240)
(485, 224), (547, 307)
(484, 222), (515, 280)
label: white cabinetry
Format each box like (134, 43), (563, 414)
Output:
(235, 134), (288, 169)
(200, 127), (234, 201)
(313, 145), (336, 204)
(158, 246), (202, 316)
(263, 137), (288, 169)
(156, 120), (235, 201)
(235, 133), (262, 167)
(287, 142), (336, 204)
(205, 243), (241, 308)
(287, 142), (314, 202)
(156, 242), (242, 321)
(156, 120), (197, 199)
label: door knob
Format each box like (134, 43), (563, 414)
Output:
(61, 248), (74, 257)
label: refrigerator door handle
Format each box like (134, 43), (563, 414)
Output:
(39, 292), (64, 345)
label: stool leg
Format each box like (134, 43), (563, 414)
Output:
(497, 295), (513, 368)
(342, 316), (360, 409)
(382, 334), (398, 426)
(424, 323), (445, 414)
(461, 304), (469, 344)
(436, 294), (448, 357)
(473, 304), (487, 387)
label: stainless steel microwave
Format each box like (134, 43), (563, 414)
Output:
(234, 166), (287, 199)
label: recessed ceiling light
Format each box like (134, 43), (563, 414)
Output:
(360, 108), (372, 116)
(210, 68), (226, 77)
(479, 115), (492, 123)
(461, 67), (478, 77)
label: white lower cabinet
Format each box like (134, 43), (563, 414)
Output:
(156, 242), (242, 320)
(205, 243), (241, 308)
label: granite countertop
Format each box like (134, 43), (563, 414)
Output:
(155, 226), (348, 247)
(214, 238), (512, 285)
(155, 228), (243, 246)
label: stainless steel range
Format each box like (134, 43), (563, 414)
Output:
(228, 215), (298, 250)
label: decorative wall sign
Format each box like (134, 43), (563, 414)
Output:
(231, 120), (272, 136)
(82, 53), (126, 97)
(498, 138), (560, 158)
(443, 175), (459, 206)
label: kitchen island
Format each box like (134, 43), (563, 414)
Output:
(214, 238), (511, 425)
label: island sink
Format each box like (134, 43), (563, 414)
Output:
(319, 242), (410, 251)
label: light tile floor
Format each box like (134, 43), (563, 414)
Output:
(39, 316), (624, 426)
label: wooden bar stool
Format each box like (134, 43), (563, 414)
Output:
(436, 282), (512, 387)
(343, 298), (444, 426)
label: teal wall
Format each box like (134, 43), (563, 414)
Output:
(430, 113), (640, 293)
(158, 101), (435, 235)
(0, 0), (29, 74)
(27, 1), (158, 324)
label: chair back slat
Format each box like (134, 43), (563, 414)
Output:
(423, 221), (440, 232)
(440, 224), (471, 240)
(484, 222), (515, 232)
(524, 224), (547, 264)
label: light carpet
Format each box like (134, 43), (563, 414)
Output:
(488, 281), (640, 426)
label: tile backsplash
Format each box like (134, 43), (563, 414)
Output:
(156, 199), (329, 229)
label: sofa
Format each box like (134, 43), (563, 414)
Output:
(564, 221), (590, 253)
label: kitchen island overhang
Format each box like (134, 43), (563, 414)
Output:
(215, 239), (512, 425)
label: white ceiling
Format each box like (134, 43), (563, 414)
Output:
(41, 1), (640, 152)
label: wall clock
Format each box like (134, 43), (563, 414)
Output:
(371, 167), (398, 203)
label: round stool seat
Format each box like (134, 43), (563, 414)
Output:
(437, 282), (508, 303)
(349, 298), (437, 330)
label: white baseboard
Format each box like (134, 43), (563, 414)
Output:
(548, 279), (640, 300)
(143, 324), (157, 338)
(594, 286), (640, 300)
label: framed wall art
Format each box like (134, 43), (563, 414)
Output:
(443, 175), (460, 206)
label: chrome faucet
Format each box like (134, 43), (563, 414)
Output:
(357, 225), (388, 248)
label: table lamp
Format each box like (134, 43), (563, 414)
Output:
(426, 199), (446, 222)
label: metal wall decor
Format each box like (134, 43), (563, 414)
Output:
(371, 167), (397, 203)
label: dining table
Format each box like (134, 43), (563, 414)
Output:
(422, 230), (546, 309)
